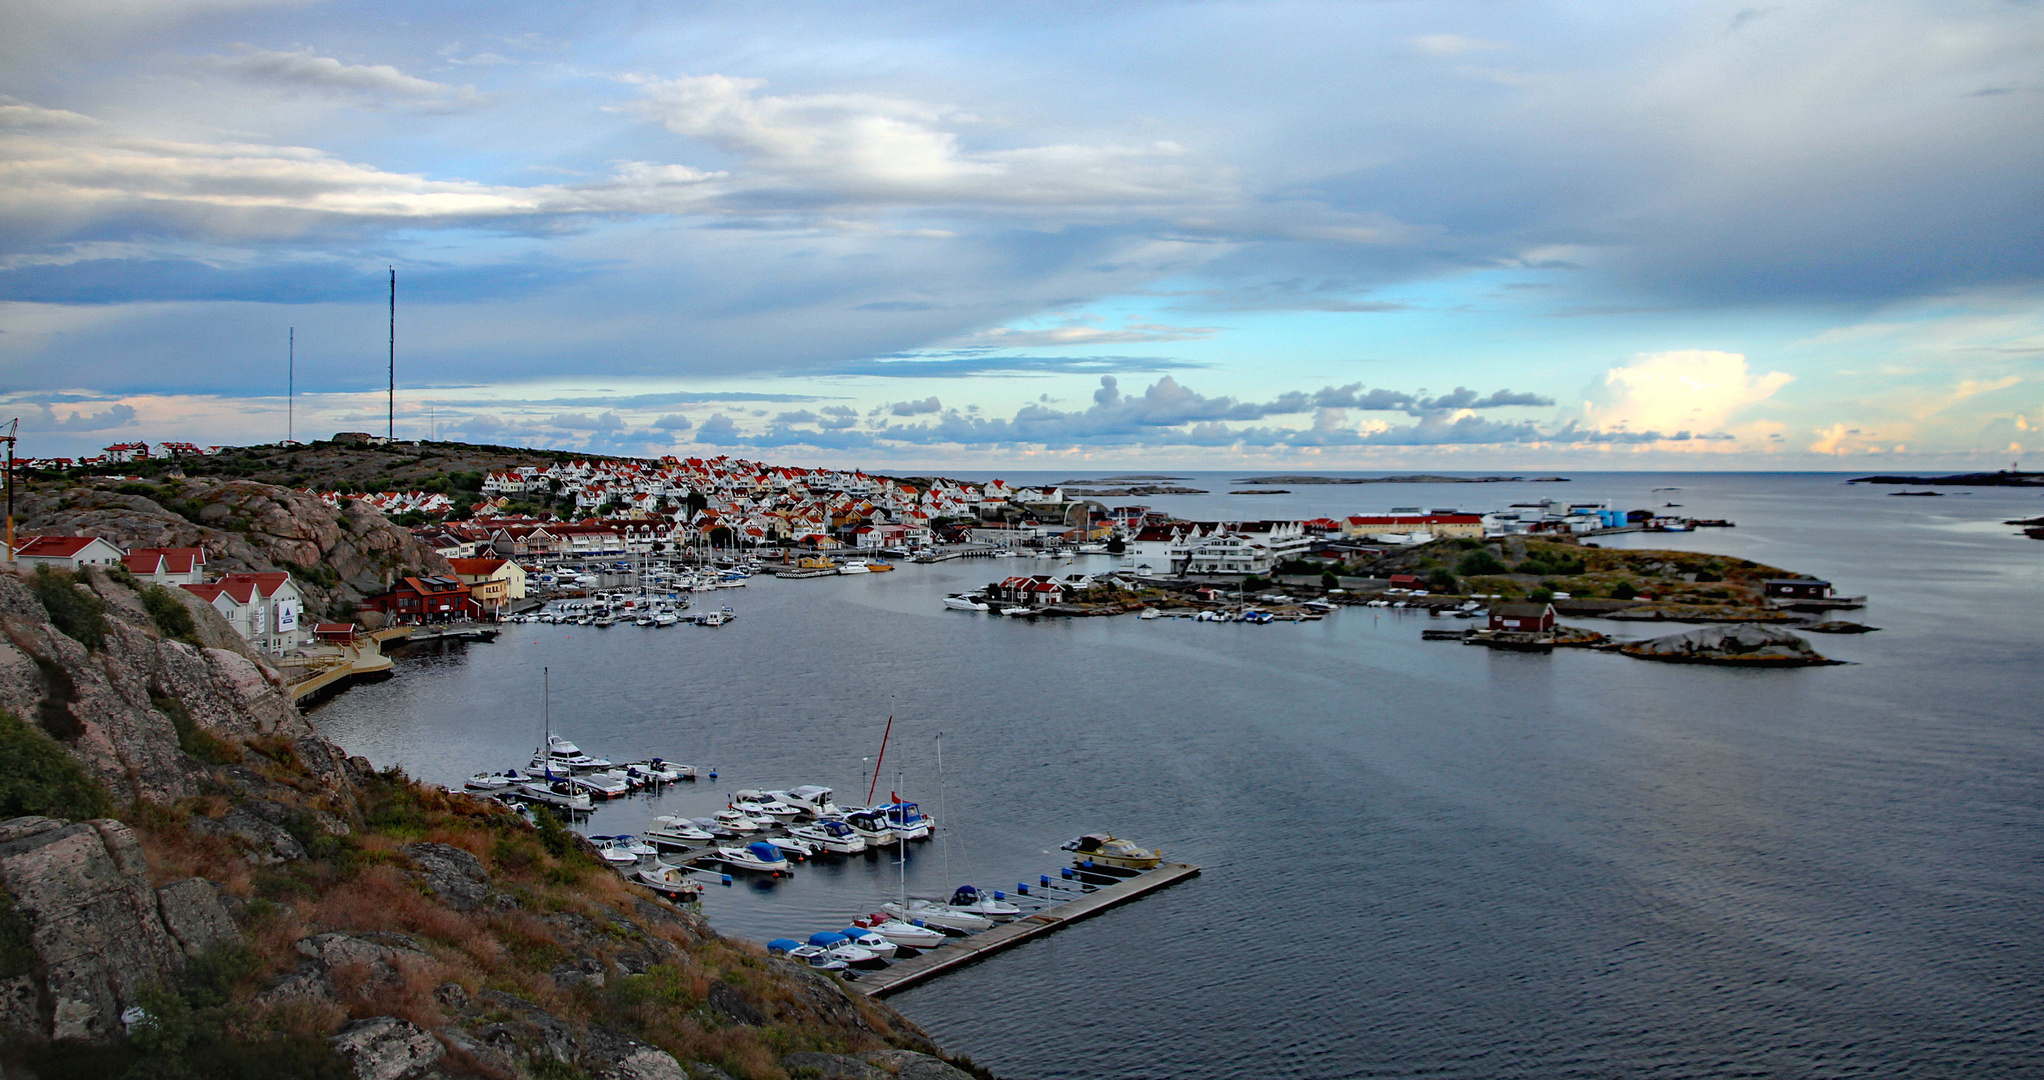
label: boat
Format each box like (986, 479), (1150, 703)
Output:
(592, 616), (616, 627)
(608, 835), (659, 857)
(1138, 608), (1160, 620)
(464, 770), (524, 792)
(626, 759), (687, 784)
(778, 942), (847, 970)
(566, 772), (630, 800)
(864, 562), (896, 573)
(516, 779), (592, 811)
(945, 885), (1021, 921)
(851, 913), (945, 949)
(776, 785), (841, 818)
(644, 816), (713, 848)
(711, 809), (765, 833)
(837, 561), (872, 574)
(877, 801), (932, 841)
(586, 837), (642, 865)
(837, 926), (897, 959)
(1077, 542), (1107, 554)
(841, 808), (897, 847)
(730, 789), (800, 820)
(787, 819), (866, 854)
(1061, 833), (1162, 870)
(531, 734), (613, 772)
(631, 862), (704, 901)
(711, 841), (792, 876)
(1000, 606), (1031, 617)
(696, 611), (725, 627)
(943, 595), (990, 612)
(690, 817), (738, 839)
(881, 899), (992, 933)
(652, 613), (678, 627)
(807, 931), (883, 968)
(765, 835), (817, 860)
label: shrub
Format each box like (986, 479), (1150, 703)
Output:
(151, 690), (240, 765)
(1529, 588), (1554, 602)
(1695, 569), (1723, 583)
(143, 586), (203, 646)
(1320, 571), (1340, 590)
(29, 566), (108, 650)
(0, 709), (114, 819)
(1426, 568), (1457, 593)
(1457, 550), (1507, 576)
(1610, 581), (1637, 599)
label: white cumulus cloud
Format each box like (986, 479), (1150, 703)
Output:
(1581, 350), (1791, 437)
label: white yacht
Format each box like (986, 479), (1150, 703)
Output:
(837, 561), (872, 574)
(776, 785), (841, 818)
(943, 595), (990, 612)
(464, 770), (523, 793)
(631, 862), (704, 901)
(586, 837), (641, 865)
(729, 790), (800, 820)
(787, 819), (866, 854)
(711, 809), (764, 834)
(710, 841), (792, 876)
(878, 801), (933, 841)
(836, 927), (897, 959)
(842, 808), (897, 847)
(882, 899), (992, 933)
(764, 835), (816, 860)
(517, 779), (591, 811)
(530, 735), (612, 772)
(944, 885), (1022, 921)
(852, 914), (945, 949)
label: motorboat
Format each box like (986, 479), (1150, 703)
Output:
(787, 819), (866, 854)
(608, 835), (660, 858)
(711, 809), (764, 834)
(596, 767), (647, 791)
(943, 595), (990, 612)
(652, 613), (679, 627)
(1000, 607), (1030, 617)
(881, 899), (992, 933)
(837, 561), (872, 575)
(852, 914), (945, 949)
(877, 801), (933, 841)
(1137, 608), (1160, 621)
(781, 943), (847, 971)
(464, 770), (524, 793)
(945, 885), (1021, 921)
(586, 837), (641, 865)
(841, 808), (897, 847)
(807, 931), (883, 968)
(776, 785), (841, 818)
(712, 841), (792, 876)
(836, 927), (898, 958)
(516, 779), (592, 811)
(643, 817), (712, 848)
(1061, 833), (1162, 870)
(531, 735), (613, 772)
(730, 790), (800, 820)
(765, 835), (817, 860)
(566, 772), (631, 800)
(696, 611), (725, 627)
(626, 760), (682, 784)
(631, 862), (704, 901)
(688, 817), (737, 839)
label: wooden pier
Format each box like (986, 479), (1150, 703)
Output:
(847, 862), (1201, 997)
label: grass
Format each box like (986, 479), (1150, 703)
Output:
(143, 586), (204, 647)
(0, 709), (114, 820)
(29, 565), (108, 650)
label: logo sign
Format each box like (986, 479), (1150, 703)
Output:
(274, 598), (299, 633)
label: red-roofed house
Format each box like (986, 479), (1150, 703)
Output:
(123, 547), (208, 585)
(181, 572), (306, 654)
(9, 535), (126, 571)
(359, 576), (483, 625)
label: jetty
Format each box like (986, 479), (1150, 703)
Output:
(848, 862), (1202, 997)
(283, 626), (410, 703)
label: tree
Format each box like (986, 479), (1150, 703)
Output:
(1426, 568), (1457, 594)
(1457, 549), (1507, 576)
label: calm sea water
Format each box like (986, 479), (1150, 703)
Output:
(310, 473), (2044, 1079)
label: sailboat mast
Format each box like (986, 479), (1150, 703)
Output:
(866, 715), (894, 804)
(542, 666), (550, 779)
(387, 266), (395, 441)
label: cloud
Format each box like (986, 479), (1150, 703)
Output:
(25, 402), (138, 432)
(821, 353), (1208, 378)
(543, 411), (623, 430)
(695, 413), (739, 442)
(817, 405), (859, 429)
(889, 396), (941, 416)
(623, 73), (1224, 209)
(206, 47), (485, 109)
(650, 413), (692, 430)
(1410, 34), (1505, 58)
(1581, 350), (1791, 437)
(954, 319), (1225, 347)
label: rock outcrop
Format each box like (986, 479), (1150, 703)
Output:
(16, 478), (449, 617)
(0, 816), (222, 1043)
(0, 568), (316, 802)
(1619, 624), (1838, 666)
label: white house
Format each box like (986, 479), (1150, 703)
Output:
(182, 572), (307, 655)
(9, 535), (127, 571)
(122, 547), (208, 585)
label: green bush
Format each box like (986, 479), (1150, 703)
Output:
(0, 709), (113, 819)
(1611, 581), (1638, 600)
(143, 586), (202, 646)
(150, 690), (239, 764)
(1457, 550), (1507, 576)
(1320, 571), (1340, 590)
(29, 566), (108, 650)
(1529, 588), (1554, 602)
(1426, 568), (1458, 593)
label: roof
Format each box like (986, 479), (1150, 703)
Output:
(14, 535), (117, 558)
(1491, 602), (1555, 618)
(129, 547), (204, 574)
(1763, 578), (1830, 587)
(446, 558), (510, 575)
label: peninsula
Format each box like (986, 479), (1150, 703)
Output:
(1235, 474), (1569, 484)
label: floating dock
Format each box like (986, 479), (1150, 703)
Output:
(847, 862), (1201, 997)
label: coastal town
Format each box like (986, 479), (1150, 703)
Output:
(3, 434), (1871, 682)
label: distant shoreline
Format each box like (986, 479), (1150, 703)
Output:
(1233, 474), (1571, 484)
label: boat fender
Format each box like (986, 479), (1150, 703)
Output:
(1018, 883), (1030, 895)
(721, 874), (733, 885)
(994, 890), (1006, 900)
(1084, 860), (1095, 869)
(1060, 868), (1075, 879)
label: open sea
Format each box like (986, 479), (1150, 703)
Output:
(309, 472), (2044, 1079)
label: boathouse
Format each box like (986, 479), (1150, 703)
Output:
(1762, 578), (1832, 600)
(361, 575), (482, 624)
(1488, 602), (1556, 633)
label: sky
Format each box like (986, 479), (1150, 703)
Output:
(1, 0), (2040, 470)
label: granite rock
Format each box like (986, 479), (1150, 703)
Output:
(330, 1015), (444, 1080)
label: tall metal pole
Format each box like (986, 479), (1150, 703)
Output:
(387, 267), (395, 441)
(288, 327), (294, 445)
(3, 418), (15, 564)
